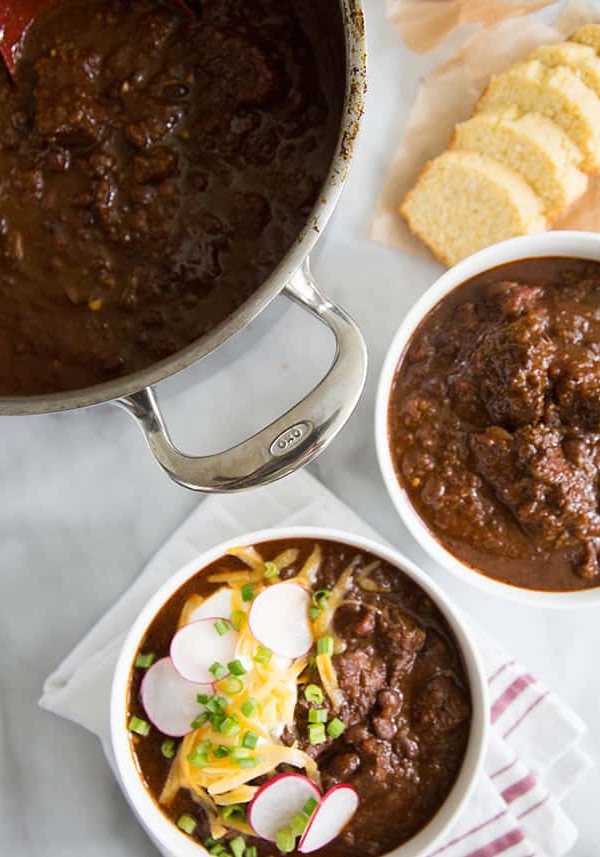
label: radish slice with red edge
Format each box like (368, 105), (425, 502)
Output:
(187, 588), (233, 623)
(248, 582), (312, 658)
(298, 785), (359, 853)
(140, 657), (204, 737)
(248, 773), (321, 842)
(170, 617), (237, 684)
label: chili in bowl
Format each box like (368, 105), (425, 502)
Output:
(376, 231), (600, 607)
(110, 527), (488, 857)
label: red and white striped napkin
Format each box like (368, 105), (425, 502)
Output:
(40, 470), (592, 857)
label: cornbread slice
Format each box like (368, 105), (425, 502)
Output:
(477, 59), (600, 172)
(400, 151), (546, 267)
(452, 108), (587, 219)
(572, 24), (600, 55)
(530, 42), (600, 99)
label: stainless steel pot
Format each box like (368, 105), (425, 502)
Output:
(0, 0), (367, 492)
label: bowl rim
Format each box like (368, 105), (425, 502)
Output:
(110, 525), (489, 857)
(375, 230), (600, 608)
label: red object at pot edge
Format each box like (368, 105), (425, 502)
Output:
(0, 0), (194, 76)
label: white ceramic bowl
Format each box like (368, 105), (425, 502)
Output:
(376, 231), (600, 608)
(110, 526), (489, 857)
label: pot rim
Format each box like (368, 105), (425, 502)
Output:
(110, 525), (489, 857)
(0, 0), (366, 416)
(375, 230), (600, 607)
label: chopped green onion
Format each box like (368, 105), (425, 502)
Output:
(241, 697), (259, 717)
(254, 645), (272, 665)
(290, 812), (309, 836)
(190, 712), (210, 729)
(304, 685), (324, 705)
(276, 826), (295, 853)
(177, 814), (197, 835)
(220, 715), (241, 736)
(128, 716), (151, 737)
(222, 804), (246, 822)
(197, 739), (212, 752)
(222, 677), (243, 695)
(210, 713), (225, 732)
(308, 606), (321, 620)
(206, 696), (227, 714)
(308, 723), (326, 745)
(317, 636), (334, 655)
(302, 797), (319, 817)
(327, 717), (346, 738)
(241, 583), (255, 602)
(264, 561), (279, 579)
(208, 846), (227, 857)
(230, 747), (252, 761)
(230, 835), (246, 857)
(187, 749), (209, 769)
(245, 848), (258, 857)
(308, 708), (327, 723)
(196, 693), (211, 705)
(242, 730), (259, 749)
(213, 745), (230, 759)
(204, 838), (219, 849)
(312, 588), (331, 607)
(308, 654), (317, 668)
(237, 757), (259, 769)
(209, 662), (228, 681)
(230, 610), (246, 631)
(134, 652), (155, 669)
(228, 659), (247, 677)
(214, 618), (229, 637)
(161, 739), (176, 759)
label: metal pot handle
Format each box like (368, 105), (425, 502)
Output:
(116, 260), (367, 491)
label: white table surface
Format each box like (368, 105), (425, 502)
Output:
(2, 1), (599, 854)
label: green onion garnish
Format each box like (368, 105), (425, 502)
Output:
(161, 739), (176, 759)
(308, 606), (321, 620)
(238, 757), (259, 769)
(308, 723), (326, 745)
(214, 618), (229, 636)
(304, 684), (324, 705)
(177, 814), (197, 835)
(222, 804), (246, 822)
(210, 713), (225, 732)
(302, 796), (319, 817)
(190, 712), (210, 729)
(254, 645), (272, 664)
(187, 751), (209, 769)
(213, 744), (230, 759)
(290, 812), (309, 836)
(241, 583), (255, 602)
(208, 845), (227, 857)
(220, 715), (241, 736)
(312, 588), (331, 607)
(230, 835), (247, 857)
(134, 652), (155, 669)
(228, 659), (247, 676)
(196, 693), (211, 704)
(206, 696), (227, 714)
(128, 716), (151, 737)
(230, 747), (252, 761)
(221, 676), (243, 695)
(245, 847), (258, 857)
(209, 662), (228, 681)
(242, 730), (259, 749)
(241, 697), (259, 717)
(327, 717), (346, 738)
(308, 708), (327, 723)
(230, 610), (246, 631)
(276, 826), (296, 853)
(317, 636), (334, 655)
(264, 561), (279, 579)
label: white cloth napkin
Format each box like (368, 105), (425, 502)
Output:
(40, 470), (593, 857)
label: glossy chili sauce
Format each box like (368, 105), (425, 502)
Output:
(127, 539), (472, 856)
(389, 258), (600, 592)
(0, 0), (343, 395)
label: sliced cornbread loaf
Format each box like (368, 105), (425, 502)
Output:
(477, 59), (600, 172)
(400, 151), (546, 267)
(451, 108), (587, 219)
(572, 24), (600, 55)
(530, 42), (600, 99)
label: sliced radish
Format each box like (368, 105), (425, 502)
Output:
(187, 588), (233, 623)
(170, 617), (238, 684)
(140, 657), (203, 737)
(298, 785), (359, 853)
(248, 773), (321, 842)
(248, 582), (312, 658)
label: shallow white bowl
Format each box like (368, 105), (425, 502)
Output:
(111, 526), (489, 857)
(375, 231), (600, 608)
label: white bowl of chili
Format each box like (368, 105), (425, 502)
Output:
(376, 230), (600, 607)
(110, 527), (488, 857)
